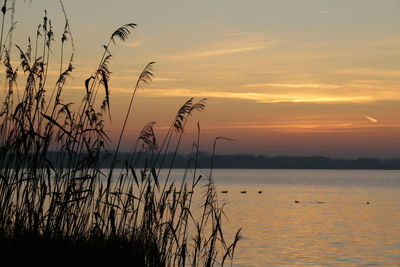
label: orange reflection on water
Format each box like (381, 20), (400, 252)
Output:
(212, 171), (400, 266)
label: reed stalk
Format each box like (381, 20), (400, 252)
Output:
(0, 3), (241, 266)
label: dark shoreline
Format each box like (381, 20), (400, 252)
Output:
(107, 153), (400, 170)
(39, 152), (400, 170)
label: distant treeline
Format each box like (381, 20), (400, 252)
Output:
(42, 152), (400, 170)
(200, 154), (400, 170)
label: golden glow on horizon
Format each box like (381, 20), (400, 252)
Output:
(157, 122), (400, 132)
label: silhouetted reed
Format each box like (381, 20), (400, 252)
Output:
(0, 2), (240, 266)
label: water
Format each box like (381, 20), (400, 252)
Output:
(186, 169), (400, 266)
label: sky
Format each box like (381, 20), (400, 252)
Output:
(3, 0), (400, 158)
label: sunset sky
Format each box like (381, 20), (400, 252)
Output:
(5, 0), (400, 158)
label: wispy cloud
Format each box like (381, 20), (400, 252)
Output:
(224, 31), (265, 37)
(245, 83), (341, 89)
(123, 39), (145, 48)
(138, 88), (374, 104)
(162, 33), (275, 61)
(256, 96), (373, 104)
(153, 77), (184, 82)
(338, 68), (400, 78)
(167, 46), (264, 61)
(61, 86), (375, 104)
(315, 10), (334, 15)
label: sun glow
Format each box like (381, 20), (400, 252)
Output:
(365, 116), (378, 123)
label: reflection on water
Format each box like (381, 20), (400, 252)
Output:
(205, 169), (400, 266)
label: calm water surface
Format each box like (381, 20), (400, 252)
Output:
(183, 169), (400, 266)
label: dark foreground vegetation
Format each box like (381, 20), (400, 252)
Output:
(0, 1), (240, 266)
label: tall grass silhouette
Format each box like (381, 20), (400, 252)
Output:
(0, 2), (241, 266)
